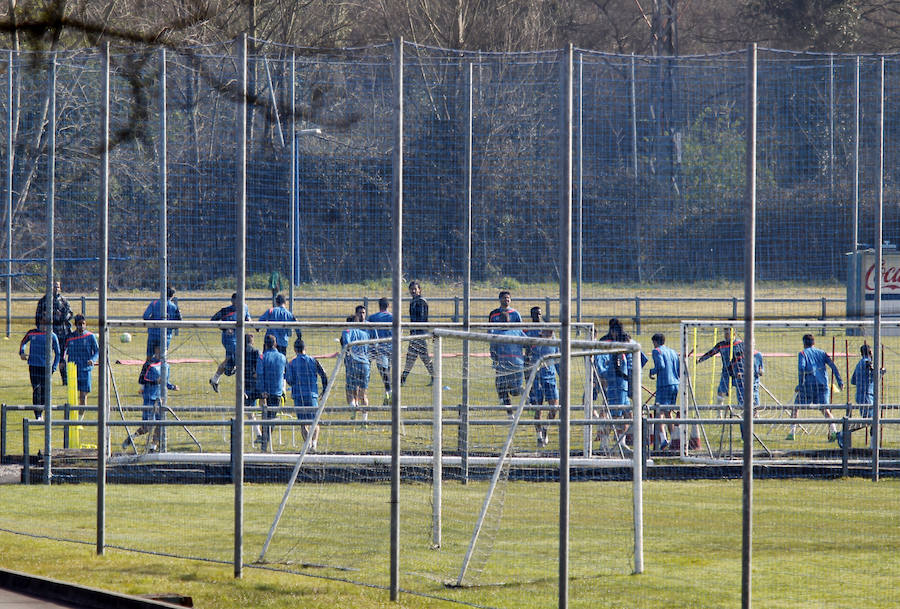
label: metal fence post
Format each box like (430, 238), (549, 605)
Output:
(23, 419), (29, 485)
(841, 416), (849, 477)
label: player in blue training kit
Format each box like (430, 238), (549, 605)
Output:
(143, 286), (182, 357)
(341, 306), (371, 421)
(256, 334), (287, 451)
(490, 311), (527, 417)
(121, 345), (169, 451)
(259, 293), (300, 356)
(697, 329), (741, 409)
(851, 344), (878, 419)
(209, 293), (252, 393)
(792, 334), (843, 442)
(19, 324), (61, 418)
(488, 290), (522, 324)
(649, 333), (680, 450)
(528, 323), (560, 449)
(286, 338), (328, 450)
(846, 343), (886, 449)
(64, 314), (100, 413)
(368, 297), (393, 405)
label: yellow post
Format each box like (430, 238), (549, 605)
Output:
(66, 362), (81, 448)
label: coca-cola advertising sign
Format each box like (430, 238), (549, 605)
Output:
(863, 252), (900, 314)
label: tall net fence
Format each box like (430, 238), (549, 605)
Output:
(3, 45), (898, 295)
(3, 39), (900, 609)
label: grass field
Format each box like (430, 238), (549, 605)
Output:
(1, 282), (898, 608)
(2, 478), (899, 608)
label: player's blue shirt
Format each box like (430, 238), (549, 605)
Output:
(65, 331), (99, 371)
(368, 311), (393, 354)
(259, 305), (298, 348)
(597, 352), (629, 394)
(490, 328), (526, 370)
(798, 347), (842, 388)
(341, 328), (370, 364)
(650, 345), (680, 389)
(851, 356), (875, 404)
(489, 308), (522, 323)
(256, 348), (287, 396)
(142, 359), (168, 402)
(286, 354), (327, 405)
(528, 343), (560, 383)
(211, 304), (251, 349)
(143, 298), (182, 343)
(20, 329), (61, 369)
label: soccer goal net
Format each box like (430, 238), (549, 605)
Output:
(252, 325), (644, 599)
(679, 319), (900, 464)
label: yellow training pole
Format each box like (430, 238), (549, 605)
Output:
(66, 362), (81, 448)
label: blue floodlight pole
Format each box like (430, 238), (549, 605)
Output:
(741, 43), (757, 609)
(852, 56), (859, 251)
(43, 53), (56, 485)
(97, 42), (110, 555)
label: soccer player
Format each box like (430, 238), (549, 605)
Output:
(267, 270), (283, 307)
(341, 311), (371, 421)
(488, 290), (522, 323)
(256, 334), (287, 451)
(259, 293), (299, 356)
(792, 334), (843, 442)
(34, 280), (72, 385)
(727, 341), (764, 440)
(143, 286), (182, 357)
(243, 334), (263, 444)
(851, 344), (877, 418)
(122, 344), (168, 451)
(209, 293), (252, 393)
(649, 333), (680, 450)
(529, 327), (560, 447)
(19, 322), (61, 418)
(400, 281), (434, 386)
(64, 314), (100, 413)
(697, 328), (741, 409)
(286, 338), (328, 450)
(489, 311), (527, 417)
(847, 343), (884, 449)
(368, 297), (393, 405)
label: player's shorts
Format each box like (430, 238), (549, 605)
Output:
(717, 369), (730, 396)
(293, 395), (319, 421)
(222, 341), (237, 376)
(76, 369), (92, 394)
(346, 359), (371, 391)
(606, 389), (630, 417)
(797, 384), (828, 405)
(373, 351), (391, 372)
(655, 384), (678, 405)
(142, 396), (161, 421)
(495, 369), (524, 399)
(529, 376), (559, 404)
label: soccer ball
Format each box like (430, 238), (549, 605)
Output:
(120, 332), (132, 344)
